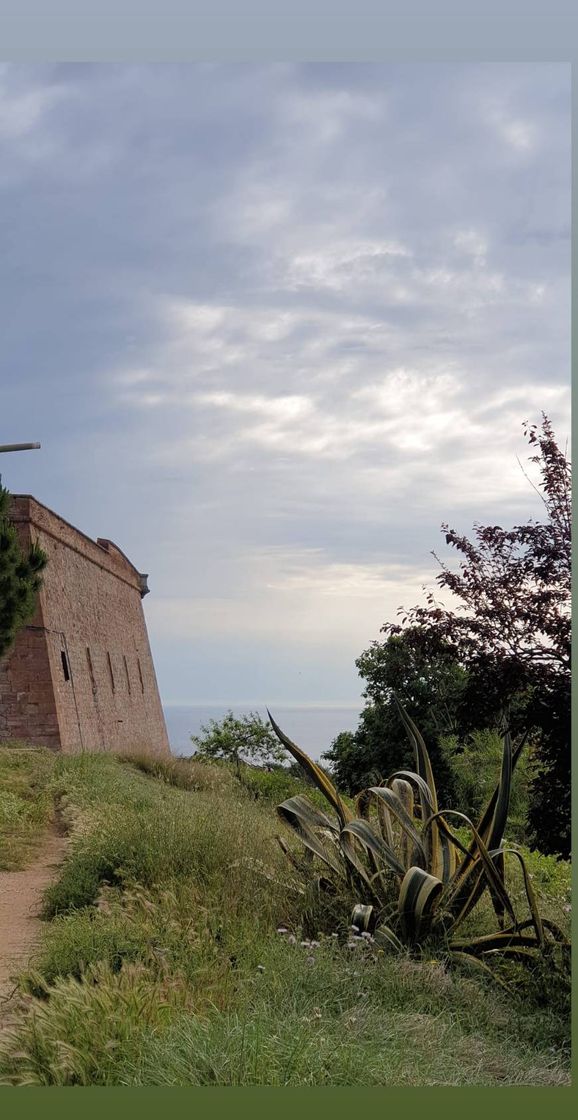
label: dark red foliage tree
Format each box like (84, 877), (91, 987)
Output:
(384, 415), (571, 857)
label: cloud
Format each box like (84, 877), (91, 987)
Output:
(0, 62), (569, 705)
(0, 78), (59, 140)
(279, 86), (387, 145)
(284, 239), (411, 292)
(482, 96), (537, 154)
(145, 547), (438, 654)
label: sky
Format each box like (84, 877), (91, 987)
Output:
(0, 62), (570, 708)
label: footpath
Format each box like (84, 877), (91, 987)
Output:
(0, 829), (66, 1027)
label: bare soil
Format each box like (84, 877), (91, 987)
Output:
(0, 828), (66, 1026)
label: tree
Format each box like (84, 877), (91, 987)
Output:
(438, 728), (535, 841)
(0, 483), (47, 660)
(191, 710), (287, 772)
(383, 415), (570, 856)
(323, 629), (466, 800)
(323, 713), (391, 796)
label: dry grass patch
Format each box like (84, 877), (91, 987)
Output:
(117, 750), (236, 794)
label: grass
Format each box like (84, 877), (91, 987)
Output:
(42, 752), (295, 922)
(116, 749), (236, 794)
(233, 763), (331, 807)
(119, 748), (338, 811)
(0, 744), (55, 869)
(448, 825), (571, 949)
(4, 931), (570, 1087)
(5, 957), (569, 1086)
(0, 747), (571, 1086)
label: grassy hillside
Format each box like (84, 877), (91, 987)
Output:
(0, 746), (54, 870)
(0, 745), (571, 1086)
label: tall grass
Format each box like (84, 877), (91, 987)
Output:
(0, 750), (571, 1087)
(117, 750), (236, 794)
(43, 753), (297, 928)
(0, 745), (55, 869)
(3, 935), (569, 1086)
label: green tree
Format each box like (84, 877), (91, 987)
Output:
(0, 483), (47, 660)
(323, 710), (393, 795)
(323, 629), (467, 800)
(191, 710), (287, 773)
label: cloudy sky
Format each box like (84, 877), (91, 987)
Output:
(0, 62), (570, 707)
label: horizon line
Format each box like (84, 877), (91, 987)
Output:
(163, 701), (363, 711)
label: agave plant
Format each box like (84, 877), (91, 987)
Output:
(268, 700), (569, 986)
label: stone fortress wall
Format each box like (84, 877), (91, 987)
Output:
(0, 496), (170, 755)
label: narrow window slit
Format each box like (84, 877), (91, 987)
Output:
(107, 651), (115, 693)
(86, 648), (97, 696)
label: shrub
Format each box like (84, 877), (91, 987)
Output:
(440, 729), (535, 841)
(191, 711), (286, 772)
(235, 764), (336, 812)
(270, 701), (570, 989)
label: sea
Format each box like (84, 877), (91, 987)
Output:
(163, 705), (362, 763)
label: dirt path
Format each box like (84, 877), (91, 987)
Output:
(0, 829), (67, 1022)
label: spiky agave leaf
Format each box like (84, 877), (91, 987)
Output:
(278, 794), (340, 835)
(487, 848), (507, 930)
(360, 787), (395, 849)
(398, 866), (444, 944)
(486, 730), (513, 849)
(390, 778), (416, 869)
(462, 731), (527, 868)
(457, 730), (528, 929)
(393, 696), (449, 878)
(393, 696), (439, 811)
(490, 847), (544, 948)
(373, 924), (404, 952)
(437, 732), (526, 928)
(268, 710), (352, 826)
(418, 730), (512, 926)
(385, 769), (435, 819)
(385, 767), (458, 883)
(339, 821), (395, 903)
(453, 917), (570, 960)
(356, 786), (426, 870)
(277, 795), (345, 877)
(272, 705), (567, 985)
(451, 931), (543, 954)
(423, 809), (518, 933)
(352, 903), (404, 951)
(351, 903), (374, 932)
(341, 818), (406, 879)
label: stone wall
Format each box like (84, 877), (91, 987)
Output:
(0, 496), (170, 755)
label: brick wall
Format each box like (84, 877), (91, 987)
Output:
(0, 496), (170, 755)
